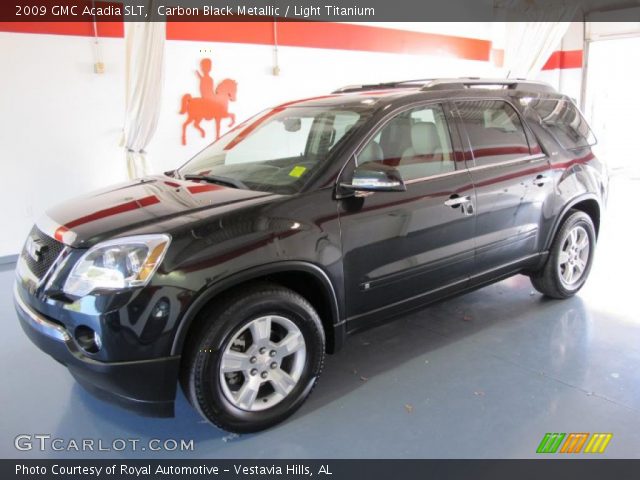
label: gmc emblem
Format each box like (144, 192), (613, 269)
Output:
(25, 237), (47, 262)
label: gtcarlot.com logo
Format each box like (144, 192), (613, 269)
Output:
(536, 433), (612, 454)
(14, 434), (195, 452)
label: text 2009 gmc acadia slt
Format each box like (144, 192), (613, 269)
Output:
(14, 78), (607, 432)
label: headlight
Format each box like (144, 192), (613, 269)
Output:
(63, 234), (171, 297)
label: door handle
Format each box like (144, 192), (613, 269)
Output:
(444, 195), (471, 207)
(533, 175), (552, 186)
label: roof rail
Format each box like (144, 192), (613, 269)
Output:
(332, 79), (434, 94)
(332, 77), (556, 95)
(420, 78), (556, 93)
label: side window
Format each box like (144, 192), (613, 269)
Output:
(357, 104), (455, 181)
(530, 99), (596, 150)
(456, 100), (531, 166)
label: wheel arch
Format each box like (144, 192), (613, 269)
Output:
(546, 194), (601, 250)
(171, 262), (345, 356)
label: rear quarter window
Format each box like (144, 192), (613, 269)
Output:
(530, 99), (596, 150)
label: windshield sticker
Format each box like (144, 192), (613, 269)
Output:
(289, 166), (307, 178)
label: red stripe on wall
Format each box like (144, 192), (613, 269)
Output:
(490, 48), (504, 67)
(542, 50), (583, 70)
(0, 21), (123, 37)
(0, 21), (583, 70)
(166, 22), (492, 60)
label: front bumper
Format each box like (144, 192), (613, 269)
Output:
(14, 283), (180, 417)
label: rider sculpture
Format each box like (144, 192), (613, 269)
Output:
(180, 58), (237, 146)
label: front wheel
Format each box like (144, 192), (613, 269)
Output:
(530, 210), (596, 299)
(182, 283), (325, 433)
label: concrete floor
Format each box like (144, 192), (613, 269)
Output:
(1, 174), (639, 459)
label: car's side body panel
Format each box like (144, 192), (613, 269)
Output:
(451, 97), (556, 276)
(338, 170), (477, 324)
(336, 100), (476, 321)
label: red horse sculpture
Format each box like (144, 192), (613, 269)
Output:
(180, 78), (237, 145)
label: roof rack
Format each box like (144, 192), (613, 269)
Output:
(420, 78), (556, 93)
(332, 77), (556, 94)
(331, 79), (433, 94)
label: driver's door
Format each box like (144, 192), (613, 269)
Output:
(337, 103), (476, 324)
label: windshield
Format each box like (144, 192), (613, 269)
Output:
(178, 105), (366, 194)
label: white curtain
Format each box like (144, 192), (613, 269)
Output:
(503, 22), (572, 79)
(122, 22), (165, 179)
(497, 0), (579, 79)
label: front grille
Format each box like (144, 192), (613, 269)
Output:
(21, 226), (65, 280)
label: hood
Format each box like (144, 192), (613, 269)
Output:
(37, 176), (276, 248)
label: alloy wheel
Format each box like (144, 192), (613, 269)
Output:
(557, 225), (590, 288)
(219, 315), (307, 411)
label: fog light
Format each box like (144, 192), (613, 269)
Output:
(75, 326), (101, 353)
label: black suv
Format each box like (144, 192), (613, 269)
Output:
(14, 78), (606, 432)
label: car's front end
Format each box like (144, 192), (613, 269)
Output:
(14, 223), (182, 416)
(12, 172), (285, 417)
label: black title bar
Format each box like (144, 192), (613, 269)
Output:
(2, 0), (640, 22)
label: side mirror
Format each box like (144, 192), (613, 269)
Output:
(341, 163), (406, 193)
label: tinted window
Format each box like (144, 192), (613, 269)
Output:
(357, 104), (455, 181)
(457, 100), (531, 166)
(530, 99), (596, 149)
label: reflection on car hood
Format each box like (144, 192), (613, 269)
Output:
(37, 176), (276, 248)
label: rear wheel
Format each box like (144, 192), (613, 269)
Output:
(182, 283), (325, 433)
(530, 210), (596, 299)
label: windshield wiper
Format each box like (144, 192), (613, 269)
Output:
(183, 174), (248, 190)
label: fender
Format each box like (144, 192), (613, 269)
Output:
(170, 261), (344, 356)
(544, 193), (602, 251)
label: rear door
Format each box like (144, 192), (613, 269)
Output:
(453, 99), (553, 276)
(338, 102), (476, 323)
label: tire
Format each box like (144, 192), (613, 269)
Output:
(530, 210), (596, 299)
(181, 283), (325, 433)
